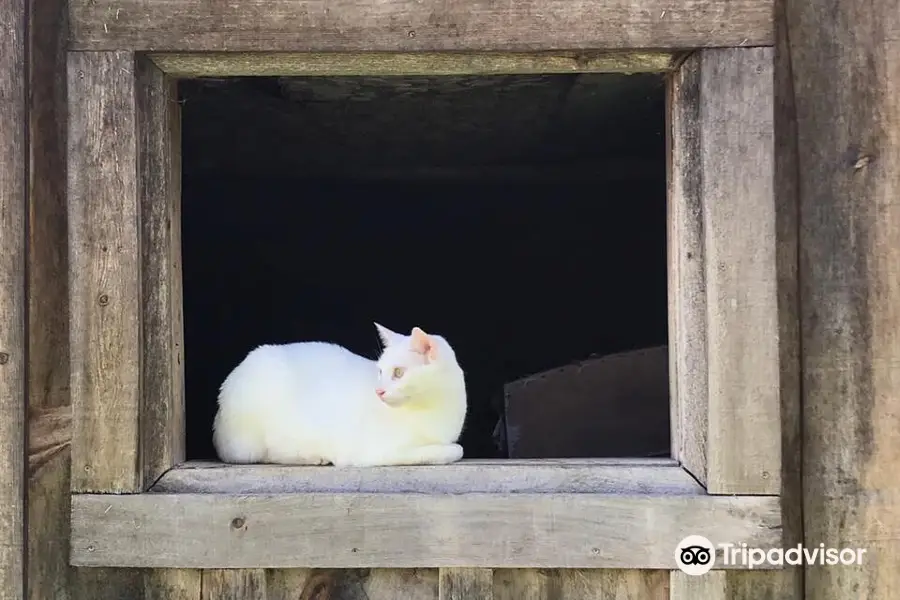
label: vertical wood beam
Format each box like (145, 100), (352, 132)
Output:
(700, 47), (780, 495)
(136, 55), (185, 489)
(789, 0), (900, 594)
(670, 571), (726, 600)
(0, 0), (27, 594)
(28, 5), (155, 599)
(68, 51), (183, 493)
(668, 52), (709, 485)
(202, 569), (267, 600)
(439, 568), (493, 600)
(67, 50), (143, 493)
(669, 48), (781, 495)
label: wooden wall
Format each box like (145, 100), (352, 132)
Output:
(0, 0), (26, 595)
(9, 0), (898, 599)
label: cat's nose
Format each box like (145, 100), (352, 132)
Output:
(375, 388), (386, 399)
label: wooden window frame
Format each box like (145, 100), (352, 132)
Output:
(66, 0), (785, 571)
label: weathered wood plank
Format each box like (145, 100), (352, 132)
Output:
(699, 47), (780, 495)
(440, 569), (492, 600)
(561, 570), (668, 600)
(144, 570), (202, 600)
(69, 569), (146, 600)
(27, 407), (71, 477)
(668, 51), (709, 486)
(70, 492), (781, 569)
(493, 569), (557, 600)
(151, 51), (678, 77)
(152, 459), (704, 495)
(494, 569), (668, 600)
(67, 50), (142, 493)
(669, 48), (781, 494)
(699, 4), (807, 599)
(203, 569), (266, 600)
(27, 4), (149, 599)
(266, 568), (440, 600)
(670, 571), (726, 599)
(737, 3), (805, 599)
(0, 0), (26, 593)
(70, 0), (775, 52)
(673, 570), (803, 600)
(136, 55), (184, 490)
(25, 1), (74, 597)
(790, 0), (900, 594)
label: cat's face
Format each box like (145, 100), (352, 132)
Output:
(373, 323), (448, 406)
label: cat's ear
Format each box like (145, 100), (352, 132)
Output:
(410, 327), (438, 361)
(374, 322), (402, 347)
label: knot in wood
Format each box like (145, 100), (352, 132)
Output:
(0, 352), (8, 365)
(98, 294), (109, 306)
(230, 517), (245, 530)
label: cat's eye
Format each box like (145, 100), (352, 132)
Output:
(392, 367), (405, 379)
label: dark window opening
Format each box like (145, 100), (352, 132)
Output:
(180, 73), (669, 461)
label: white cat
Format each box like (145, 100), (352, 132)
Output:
(212, 323), (467, 467)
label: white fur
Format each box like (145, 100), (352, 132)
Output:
(212, 323), (467, 467)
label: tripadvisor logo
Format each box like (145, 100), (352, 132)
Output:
(675, 535), (715, 576)
(674, 536), (868, 575)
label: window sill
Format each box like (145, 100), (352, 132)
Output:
(70, 459), (781, 569)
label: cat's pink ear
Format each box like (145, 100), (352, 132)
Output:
(374, 322), (402, 347)
(410, 327), (438, 361)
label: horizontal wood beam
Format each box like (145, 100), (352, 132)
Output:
(152, 459), (704, 495)
(71, 491), (780, 569)
(150, 51), (679, 77)
(69, 0), (774, 52)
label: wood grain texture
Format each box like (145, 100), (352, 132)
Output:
(673, 570), (804, 600)
(668, 51), (709, 486)
(493, 569), (558, 600)
(144, 570), (202, 600)
(0, 0), (26, 593)
(27, 6), (149, 599)
(69, 0), (775, 52)
(563, 570), (668, 600)
(203, 569), (267, 600)
(670, 571), (726, 599)
(25, 1), (73, 597)
(702, 5), (806, 600)
(70, 492), (781, 569)
(699, 47), (780, 496)
(669, 48), (781, 494)
(789, 0), (900, 594)
(440, 568), (492, 600)
(716, 4), (805, 600)
(742, 2), (804, 598)
(267, 568), (439, 600)
(151, 51), (677, 77)
(136, 56), (184, 489)
(494, 569), (668, 600)
(27, 406), (71, 477)
(152, 459), (704, 495)
(67, 50), (142, 493)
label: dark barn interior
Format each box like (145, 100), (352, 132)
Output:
(179, 73), (669, 461)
